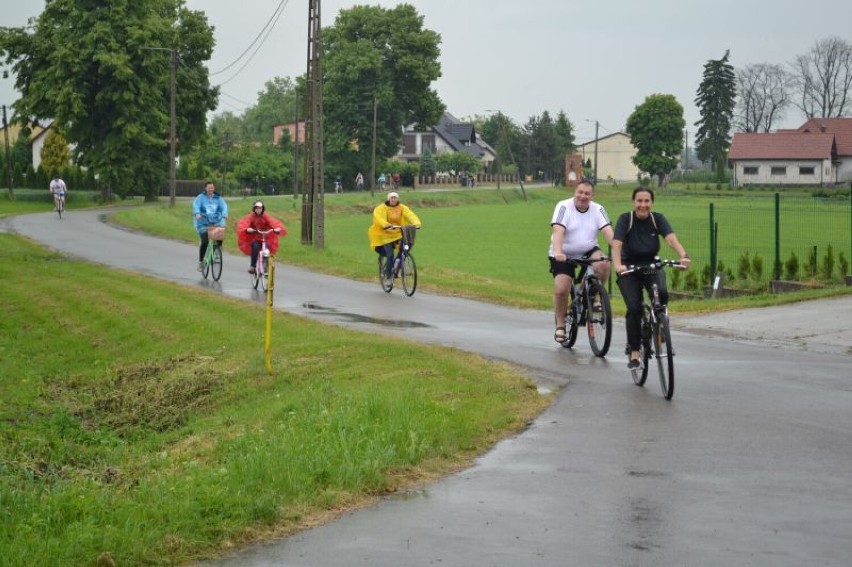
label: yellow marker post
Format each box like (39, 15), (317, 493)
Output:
(264, 256), (275, 375)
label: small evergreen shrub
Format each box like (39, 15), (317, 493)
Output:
(784, 251), (799, 280)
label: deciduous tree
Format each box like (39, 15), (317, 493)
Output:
(0, 0), (218, 199)
(322, 4), (445, 181)
(736, 63), (790, 132)
(625, 94), (685, 186)
(790, 36), (852, 119)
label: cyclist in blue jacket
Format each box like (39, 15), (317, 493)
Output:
(192, 181), (229, 271)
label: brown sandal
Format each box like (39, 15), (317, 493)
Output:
(554, 326), (567, 343)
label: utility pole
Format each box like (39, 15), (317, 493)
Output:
(292, 93), (299, 198)
(302, 0), (325, 248)
(143, 46), (177, 206)
(370, 95), (377, 197)
(2, 105), (13, 200)
(593, 120), (599, 184)
(168, 49), (177, 207)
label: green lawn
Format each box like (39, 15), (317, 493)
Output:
(113, 184), (852, 312)
(0, 234), (548, 566)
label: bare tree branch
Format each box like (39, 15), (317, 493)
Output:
(736, 63), (791, 132)
(790, 36), (852, 119)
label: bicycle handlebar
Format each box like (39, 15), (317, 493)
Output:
(619, 258), (686, 276)
(566, 256), (611, 265)
(385, 224), (421, 230)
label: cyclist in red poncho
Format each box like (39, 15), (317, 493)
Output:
(236, 201), (287, 274)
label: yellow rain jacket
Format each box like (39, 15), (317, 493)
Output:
(367, 202), (421, 248)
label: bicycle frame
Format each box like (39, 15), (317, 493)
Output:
(251, 229), (275, 291)
(560, 256), (613, 357)
(201, 225), (224, 282)
(378, 225), (418, 296)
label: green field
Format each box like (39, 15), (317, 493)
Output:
(113, 183), (852, 311)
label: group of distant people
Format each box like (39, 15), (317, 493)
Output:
(337, 171), (401, 193)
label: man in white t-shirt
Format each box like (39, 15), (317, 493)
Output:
(49, 175), (68, 211)
(548, 179), (614, 343)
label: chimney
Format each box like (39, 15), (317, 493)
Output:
(820, 123), (826, 133)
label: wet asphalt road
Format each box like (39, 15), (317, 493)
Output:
(4, 208), (852, 567)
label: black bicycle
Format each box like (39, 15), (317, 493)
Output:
(378, 225), (418, 297)
(559, 256), (613, 357)
(620, 258), (685, 400)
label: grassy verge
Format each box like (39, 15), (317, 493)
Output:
(112, 186), (852, 313)
(0, 234), (549, 566)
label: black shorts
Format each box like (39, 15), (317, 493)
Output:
(549, 247), (601, 279)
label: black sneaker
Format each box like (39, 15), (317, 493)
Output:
(627, 359), (643, 370)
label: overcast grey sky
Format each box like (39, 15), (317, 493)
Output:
(3, 0), (851, 144)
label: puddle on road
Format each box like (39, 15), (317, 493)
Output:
(302, 302), (432, 329)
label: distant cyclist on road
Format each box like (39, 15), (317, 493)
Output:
(49, 175), (67, 212)
(236, 200), (287, 274)
(192, 181), (229, 271)
(368, 191), (421, 280)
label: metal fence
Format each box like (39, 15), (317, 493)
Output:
(667, 192), (852, 291)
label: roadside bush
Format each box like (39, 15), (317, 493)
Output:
(684, 270), (699, 292)
(751, 254), (764, 281)
(805, 247), (818, 278)
(670, 267), (682, 289)
(784, 251), (799, 280)
(839, 252), (849, 277)
(737, 252), (750, 280)
(820, 244), (835, 280)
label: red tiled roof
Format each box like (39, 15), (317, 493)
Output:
(797, 117), (852, 155)
(727, 132), (836, 160)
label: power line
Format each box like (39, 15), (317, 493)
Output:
(210, 0), (291, 83)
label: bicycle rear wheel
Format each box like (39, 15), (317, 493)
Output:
(211, 245), (223, 281)
(258, 255), (269, 291)
(655, 313), (675, 400)
(378, 256), (393, 292)
(401, 253), (417, 296)
(586, 282), (612, 357)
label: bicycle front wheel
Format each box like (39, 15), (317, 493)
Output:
(401, 253), (417, 296)
(562, 290), (579, 348)
(211, 245), (223, 281)
(57, 200), (63, 219)
(378, 256), (393, 292)
(633, 307), (651, 386)
(258, 255), (269, 291)
(655, 313), (675, 400)
(586, 282), (612, 357)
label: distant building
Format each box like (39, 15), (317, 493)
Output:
(398, 112), (496, 169)
(573, 132), (640, 182)
(273, 121), (306, 145)
(727, 118), (852, 186)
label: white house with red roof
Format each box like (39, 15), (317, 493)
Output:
(727, 118), (852, 187)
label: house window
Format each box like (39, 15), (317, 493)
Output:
(799, 166), (815, 175)
(770, 166), (786, 176)
(743, 166), (758, 175)
(421, 134), (436, 154)
(402, 134), (417, 154)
